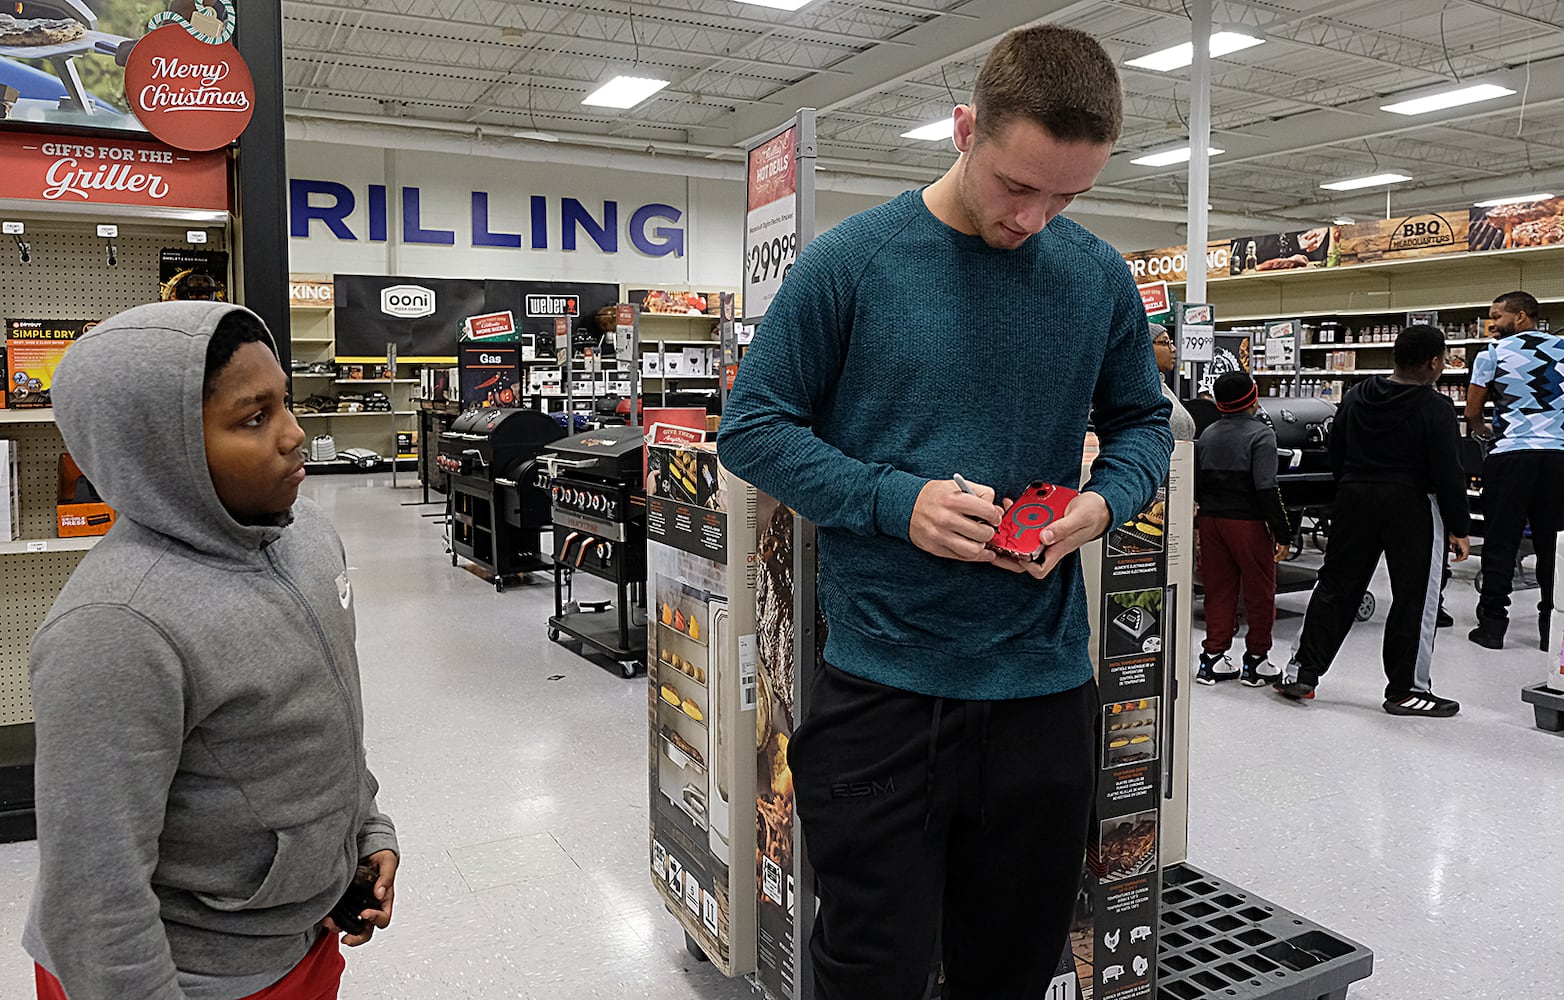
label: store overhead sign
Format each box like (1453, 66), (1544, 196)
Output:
(380, 284), (436, 319)
(1228, 226), (1332, 274)
(1335, 213), (1471, 266)
(1469, 195), (1564, 251)
(1138, 281), (1171, 316)
(525, 294), (580, 318)
(289, 279), (335, 309)
(123, 25), (256, 152)
(0, 132), (228, 211)
(743, 125), (798, 320)
(1123, 241), (1230, 285)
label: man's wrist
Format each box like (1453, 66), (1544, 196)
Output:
(1081, 491), (1113, 536)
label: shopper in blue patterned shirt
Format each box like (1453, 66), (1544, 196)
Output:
(1464, 290), (1564, 650)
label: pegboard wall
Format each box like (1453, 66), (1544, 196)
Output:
(0, 423), (88, 726)
(0, 216), (222, 728)
(0, 218), (228, 322)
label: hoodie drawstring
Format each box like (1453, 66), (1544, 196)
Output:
(924, 698), (944, 835)
(978, 700), (993, 828)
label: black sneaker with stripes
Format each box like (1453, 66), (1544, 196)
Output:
(1383, 693), (1460, 718)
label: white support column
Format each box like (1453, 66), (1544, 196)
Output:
(1185, 0), (1213, 305)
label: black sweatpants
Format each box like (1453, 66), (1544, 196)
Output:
(788, 662), (1097, 1000)
(1291, 482), (1445, 699)
(1476, 450), (1564, 621)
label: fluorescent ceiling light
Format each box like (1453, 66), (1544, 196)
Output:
(1473, 192), (1555, 207)
(1319, 172), (1412, 191)
(1332, 216), (1356, 225)
(734, 0), (815, 8)
(581, 76), (669, 109)
(900, 118), (954, 141)
(1130, 146), (1223, 167)
(1381, 83), (1515, 116)
(1125, 31), (1264, 72)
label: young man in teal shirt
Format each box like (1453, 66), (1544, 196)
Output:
(718, 24), (1172, 1000)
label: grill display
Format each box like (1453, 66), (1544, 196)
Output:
(439, 408), (563, 592)
(541, 426), (649, 675)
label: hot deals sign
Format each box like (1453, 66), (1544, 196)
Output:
(123, 26), (255, 152)
(0, 132), (229, 211)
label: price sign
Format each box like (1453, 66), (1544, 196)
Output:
(1180, 325), (1215, 363)
(743, 125), (799, 320)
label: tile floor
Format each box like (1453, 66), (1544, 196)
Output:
(1, 474), (1559, 999)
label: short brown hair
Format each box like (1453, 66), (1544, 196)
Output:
(972, 25), (1123, 145)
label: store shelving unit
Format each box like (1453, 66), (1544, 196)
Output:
(0, 214), (229, 839)
(1183, 246), (1564, 404)
(288, 275), (417, 471)
(638, 310), (724, 405)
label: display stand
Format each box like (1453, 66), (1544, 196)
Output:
(645, 441), (759, 976)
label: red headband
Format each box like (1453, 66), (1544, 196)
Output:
(1216, 383), (1258, 413)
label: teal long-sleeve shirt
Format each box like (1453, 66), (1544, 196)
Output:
(717, 189), (1173, 700)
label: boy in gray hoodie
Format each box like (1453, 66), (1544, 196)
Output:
(25, 302), (398, 999)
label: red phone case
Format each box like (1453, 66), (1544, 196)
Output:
(989, 482), (1080, 561)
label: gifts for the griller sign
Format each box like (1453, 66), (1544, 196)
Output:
(1062, 476), (1171, 1000)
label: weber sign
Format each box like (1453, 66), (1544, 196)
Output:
(381, 284), (436, 319)
(526, 294), (580, 318)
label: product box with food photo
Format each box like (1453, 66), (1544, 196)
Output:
(750, 492), (816, 1000)
(646, 441), (759, 977)
(5, 319), (94, 409)
(1063, 444), (1194, 1000)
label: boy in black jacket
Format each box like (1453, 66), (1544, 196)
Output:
(1196, 372), (1291, 686)
(1276, 325), (1471, 716)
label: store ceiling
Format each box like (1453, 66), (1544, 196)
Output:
(280, 0), (1564, 224)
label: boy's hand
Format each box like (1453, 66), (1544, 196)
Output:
(910, 479), (1001, 562)
(994, 492), (1111, 581)
(325, 850), (398, 947)
(1449, 534), (1470, 562)
(1274, 544), (1290, 563)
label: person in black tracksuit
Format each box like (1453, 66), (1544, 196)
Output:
(1276, 326), (1472, 716)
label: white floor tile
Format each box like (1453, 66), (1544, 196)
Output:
(1, 475), (1557, 999)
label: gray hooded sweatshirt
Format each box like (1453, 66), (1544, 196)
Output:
(23, 301), (397, 999)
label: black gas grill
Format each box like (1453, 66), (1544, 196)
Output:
(1257, 397), (1337, 510)
(540, 426), (648, 675)
(439, 408), (563, 591)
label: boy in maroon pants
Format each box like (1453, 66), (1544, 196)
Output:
(1196, 372), (1291, 685)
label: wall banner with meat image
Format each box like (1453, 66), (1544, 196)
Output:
(646, 443), (760, 977)
(1469, 195), (1564, 251)
(1228, 226), (1333, 275)
(1068, 478), (1171, 1000)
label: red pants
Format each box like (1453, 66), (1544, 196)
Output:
(37, 930), (344, 1000)
(1199, 516), (1277, 657)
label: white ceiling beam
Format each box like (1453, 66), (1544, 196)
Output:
(1098, 51), (1564, 188)
(702, 0), (1101, 148)
(1449, 0), (1564, 35)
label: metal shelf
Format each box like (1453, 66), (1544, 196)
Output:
(0, 410), (56, 425)
(295, 410), (417, 418)
(1298, 337), (1490, 351)
(334, 379), (420, 385)
(0, 537), (100, 555)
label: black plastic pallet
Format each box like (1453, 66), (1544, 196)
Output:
(1158, 864), (1373, 1000)
(1521, 683), (1564, 733)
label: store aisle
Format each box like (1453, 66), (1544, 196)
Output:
(1188, 557), (1564, 1000)
(0, 475), (1558, 999)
